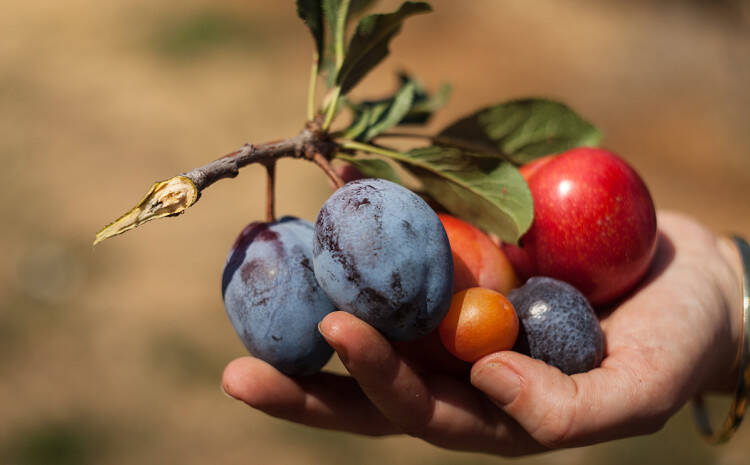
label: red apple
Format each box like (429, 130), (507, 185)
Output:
(504, 147), (657, 306)
(438, 213), (519, 294)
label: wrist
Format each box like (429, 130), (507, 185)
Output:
(713, 236), (745, 392)
(692, 235), (750, 443)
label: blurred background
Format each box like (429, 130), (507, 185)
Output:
(1, 0), (748, 464)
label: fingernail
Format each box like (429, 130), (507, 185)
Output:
(318, 322), (348, 364)
(471, 360), (521, 406)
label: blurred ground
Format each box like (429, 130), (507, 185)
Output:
(0, 0), (748, 464)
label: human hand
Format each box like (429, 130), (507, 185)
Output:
(221, 211), (744, 455)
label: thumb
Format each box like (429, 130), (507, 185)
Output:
(470, 351), (676, 447)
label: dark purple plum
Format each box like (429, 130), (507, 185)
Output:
(222, 216), (335, 376)
(312, 178), (453, 341)
(508, 277), (604, 375)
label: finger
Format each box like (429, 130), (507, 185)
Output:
(318, 312), (545, 455)
(391, 330), (472, 377)
(416, 371), (546, 456)
(470, 224), (710, 448)
(470, 350), (677, 448)
(318, 312), (435, 434)
(222, 356), (396, 436)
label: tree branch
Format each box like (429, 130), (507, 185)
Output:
(94, 127), (336, 245)
(184, 131), (312, 192)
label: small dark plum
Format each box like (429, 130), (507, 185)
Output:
(508, 277), (604, 375)
(222, 216), (335, 376)
(313, 178), (454, 341)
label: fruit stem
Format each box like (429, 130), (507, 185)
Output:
(312, 152), (344, 189)
(322, 86), (342, 131)
(265, 161), (276, 222)
(339, 140), (416, 165)
(307, 53), (318, 121)
(374, 131), (432, 140)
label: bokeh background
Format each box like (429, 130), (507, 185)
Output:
(1, 0), (749, 464)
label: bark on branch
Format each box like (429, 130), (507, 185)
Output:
(94, 127), (336, 245)
(183, 133), (311, 191)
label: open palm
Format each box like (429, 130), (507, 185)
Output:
(222, 211), (742, 455)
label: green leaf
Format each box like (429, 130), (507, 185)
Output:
(350, 0), (378, 17)
(334, 153), (402, 184)
(296, 0), (325, 65)
(438, 98), (602, 164)
(323, 0), (379, 30)
(322, 0), (344, 37)
(319, 0), (378, 82)
(319, 0), (347, 62)
(401, 80), (452, 125)
(320, 50), (338, 87)
(343, 142), (532, 243)
(342, 73), (448, 140)
(337, 2), (431, 94)
(343, 79), (416, 140)
(363, 80), (415, 139)
(341, 102), (373, 139)
(401, 147), (533, 243)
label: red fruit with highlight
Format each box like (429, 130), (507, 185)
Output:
(504, 147), (657, 306)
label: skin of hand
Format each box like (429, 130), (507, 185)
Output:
(221, 211), (744, 456)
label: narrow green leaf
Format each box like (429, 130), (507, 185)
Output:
(321, 0), (351, 128)
(438, 98), (602, 164)
(342, 73), (447, 140)
(322, 0), (351, 78)
(337, 2), (431, 94)
(341, 94), (389, 140)
(322, 0), (343, 36)
(362, 80), (415, 139)
(317, 1), (380, 88)
(350, 0), (378, 17)
(402, 81), (452, 125)
(334, 153), (402, 184)
(320, 52), (337, 87)
(367, 100), (390, 124)
(340, 107), (369, 140)
(324, 0), (379, 29)
(296, 0), (325, 65)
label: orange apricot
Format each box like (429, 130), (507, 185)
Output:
(518, 154), (557, 181)
(438, 287), (519, 363)
(438, 213), (519, 294)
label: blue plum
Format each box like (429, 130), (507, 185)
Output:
(221, 216), (335, 376)
(312, 178), (453, 340)
(508, 277), (604, 375)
